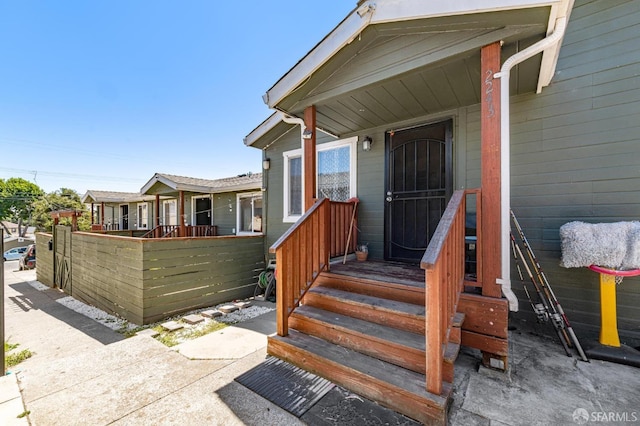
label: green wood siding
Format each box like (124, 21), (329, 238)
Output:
(507, 0), (640, 342)
(71, 233), (145, 324)
(141, 236), (264, 323)
(35, 233), (54, 287)
(41, 230), (264, 325)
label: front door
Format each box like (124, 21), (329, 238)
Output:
(195, 197), (212, 225)
(120, 205), (129, 230)
(384, 120), (453, 263)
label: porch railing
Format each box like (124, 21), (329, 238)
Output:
(271, 198), (359, 336)
(141, 225), (217, 238)
(330, 200), (358, 257)
(420, 189), (479, 394)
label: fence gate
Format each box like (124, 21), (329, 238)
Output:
(54, 225), (72, 295)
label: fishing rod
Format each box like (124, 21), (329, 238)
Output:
(511, 210), (589, 362)
(510, 232), (572, 356)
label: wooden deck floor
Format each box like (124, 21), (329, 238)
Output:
(328, 259), (424, 288)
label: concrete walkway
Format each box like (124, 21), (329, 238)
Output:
(2, 261), (640, 425)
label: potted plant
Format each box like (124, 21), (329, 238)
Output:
(355, 243), (369, 261)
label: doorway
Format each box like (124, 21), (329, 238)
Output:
(120, 205), (129, 230)
(194, 196), (212, 226)
(384, 120), (453, 263)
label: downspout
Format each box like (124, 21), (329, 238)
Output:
(280, 112), (307, 210)
(494, 17), (567, 312)
(280, 112), (306, 150)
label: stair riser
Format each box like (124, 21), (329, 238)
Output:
(268, 336), (448, 425)
(289, 314), (426, 374)
(303, 292), (425, 334)
(316, 274), (425, 305)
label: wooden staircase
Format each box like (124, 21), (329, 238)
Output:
(268, 269), (465, 425)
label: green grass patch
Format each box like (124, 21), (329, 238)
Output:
(152, 321), (229, 347)
(4, 341), (19, 352)
(4, 341), (33, 369)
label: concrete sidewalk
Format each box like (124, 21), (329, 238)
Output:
(3, 262), (640, 425)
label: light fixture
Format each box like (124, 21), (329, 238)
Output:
(356, 3), (376, 18)
(262, 159), (270, 170)
(362, 136), (373, 151)
(302, 128), (313, 139)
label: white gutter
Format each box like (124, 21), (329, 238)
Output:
(280, 113), (306, 150)
(494, 16), (567, 312)
(280, 112), (307, 210)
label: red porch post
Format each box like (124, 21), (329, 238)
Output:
(179, 190), (186, 237)
(304, 105), (317, 211)
(479, 41), (509, 370)
(480, 42), (502, 299)
(155, 194), (161, 237)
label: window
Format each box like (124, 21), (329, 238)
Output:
(163, 199), (177, 225)
(317, 138), (356, 202)
(137, 203), (148, 229)
(282, 137), (357, 222)
(283, 149), (303, 222)
(237, 192), (263, 234)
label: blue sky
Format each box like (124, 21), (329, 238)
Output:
(0, 1), (355, 194)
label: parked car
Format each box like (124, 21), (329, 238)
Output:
(19, 244), (36, 270)
(3, 246), (27, 261)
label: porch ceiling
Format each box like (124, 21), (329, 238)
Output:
(269, 6), (553, 137)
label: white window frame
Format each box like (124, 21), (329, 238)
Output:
(137, 202), (149, 230)
(283, 148), (304, 223)
(191, 195), (212, 226)
(236, 192), (263, 235)
(162, 199), (177, 225)
(316, 136), (358, 201)
(282, 136), (358, 223)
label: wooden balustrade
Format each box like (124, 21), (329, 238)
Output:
(270, 198), (332, 336)
(421, 189), (479, 394)
(140, 225), (217, 238)
(330, 200), (358, 257)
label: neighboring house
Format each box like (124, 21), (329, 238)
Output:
(140, 172), (263, 236)
(1, 221), (19, 235)
(244, 0), (639, 423)
(81, 191), (156, 231)
(38, 172), (265, 326)
(81, 172), (263, 236)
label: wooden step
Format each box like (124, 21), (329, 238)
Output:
(268, 330), (451, 425)
(303, 285), (425, 334)
(290, 305), (426, 374)
(316, 271), (424, 305)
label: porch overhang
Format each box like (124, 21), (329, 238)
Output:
(258, 0), (572, 138)
(140, 173), (262, 196)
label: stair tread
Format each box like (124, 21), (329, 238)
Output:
(293, 305), (425, 351)
(271, 330), (450, 404)
(308, 286), (425, 317)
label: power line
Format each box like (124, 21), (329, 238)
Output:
(0, 167), (146, 184)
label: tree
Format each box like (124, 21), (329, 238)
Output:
(32, 188), (90, 232)
(0, 178), (44, 236)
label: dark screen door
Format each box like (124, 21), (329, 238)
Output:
(384, 120), (453, 263)
(120, 205), (129, 230)
(195, 197), (212, 225)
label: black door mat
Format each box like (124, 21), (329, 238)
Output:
(235, 356), (335, 418)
